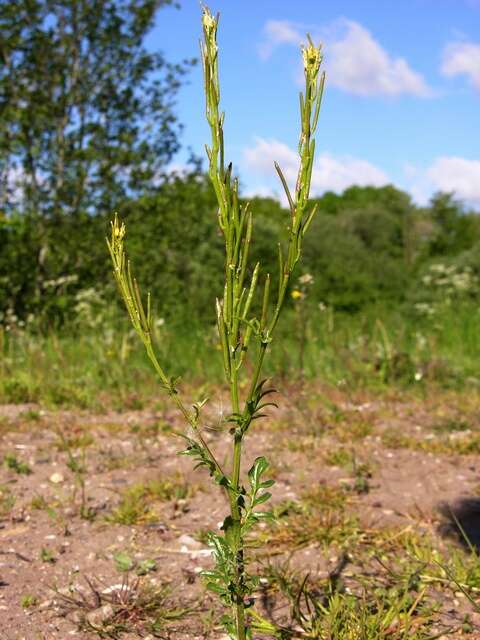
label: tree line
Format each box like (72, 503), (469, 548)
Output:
(2, 168), (480, 328)
(1, 1), (479, 330)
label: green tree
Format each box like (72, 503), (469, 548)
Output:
(428, 192), (478, 257)
(0, 0), (193, 217)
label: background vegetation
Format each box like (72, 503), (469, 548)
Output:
(1, 0), (480, 408)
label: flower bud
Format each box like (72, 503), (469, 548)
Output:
(302, 40), (322, 77)
(202, 8), (216, 36)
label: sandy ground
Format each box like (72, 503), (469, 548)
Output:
(0, 384), (479, 639)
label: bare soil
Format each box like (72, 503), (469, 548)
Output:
(0, 383), (479, 639)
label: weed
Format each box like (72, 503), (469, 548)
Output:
(107, 486), (152, 526)
(324, 447), (353, 468)
(4, 452), (31, 475)
(2, 377), (39, 404)
(381, 430), (412, 450)
(55, 426), (94, 519)
(19, 408), (42, 421)
(107, 476), (194, 525)
(108, 7), (324, 638)
(381, 427), (480, 455)
(432, 418), (471, 433)
(55, 429), (94, 451)
(281, 586), (433, 639)
(40, 547), (56, 563)
(30, 494), (58, 519)
(334, 419), (373, 443)
(260, 498), (361, 552)
(113, 551), (135, 572)
(352, 462), (372, 495)
(253, 562), (437, 639)
(0, 484), (15, 518)
(137, 559), (157, 576)
(285, 435), (319, 455)
(113, 551), (157, 576)
(55, 575), (193, 637)
(300, 484), (350, 511)
(20, 594), (38, 608)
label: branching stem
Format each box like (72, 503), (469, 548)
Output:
(109, 8), (324, 640)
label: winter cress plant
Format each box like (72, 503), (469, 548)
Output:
(108, 7), (324, 639)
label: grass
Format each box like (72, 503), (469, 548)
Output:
(20, 594), (39, 608)
(0, 484), (15, 518)
(254, 575), (437, 640)
(1, 302), (480, 410)
(107, 475), (196, 525)
(1, 380), (479, 637)
(324, 447), (354, 468)
(253, 514), (480, 638)
(381, 427), (480, 455)
(54, 575), (194, 637)
(257, 497), (362, 553)
(3, 452), (31, 475)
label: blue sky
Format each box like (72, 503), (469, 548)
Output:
(149, 0), (480, 207)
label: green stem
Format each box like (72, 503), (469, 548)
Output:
(230, 431), (245, 640)
(229, 315), (246, 640)
(145, 341), (224, 480)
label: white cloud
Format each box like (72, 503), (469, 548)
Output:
(441, 40), (480, 91)
(327, 20), (431, 97)
(243, 144), (480, 208)
(242, 137), (389, 201)
(258, 20), (303, 60)
(259, 18), (431, 97)
(427, 156), (480, 205)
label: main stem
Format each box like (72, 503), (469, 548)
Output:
(201, 12), (323, 639)
(230, 363), (246, 639)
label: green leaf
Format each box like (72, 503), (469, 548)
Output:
(253, 491), (272, 506)
(221, 515), (239, 549)
(136, 559), (157, 576)
(252, 511), (274, 521)
(248, 456), (270, 489)
(260, 479), (275, 489)
(179, 436), (231, 489)
(113, 551), (134, 572)
(206, 582), (227, 595)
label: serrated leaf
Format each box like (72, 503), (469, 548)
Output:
(179, 436), (231, 490)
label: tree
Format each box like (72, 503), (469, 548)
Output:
(428, 192), (478, 257)
(0, 0), (193, 217)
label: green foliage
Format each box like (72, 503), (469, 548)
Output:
(107, 476), (194, 525)
(4, 452), (31, 475)
(20, 594), (38, 609)
(0, 484), (15, 518)
(0, 0), (192, 217)
(3, 175), (480, 327)
(109, 9), (323, 639)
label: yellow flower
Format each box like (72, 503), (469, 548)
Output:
(111, 213), (125, 241)
(302, 38), (322, 76)
(291, 289), (303, 300)
(202, 8), (216, 35)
